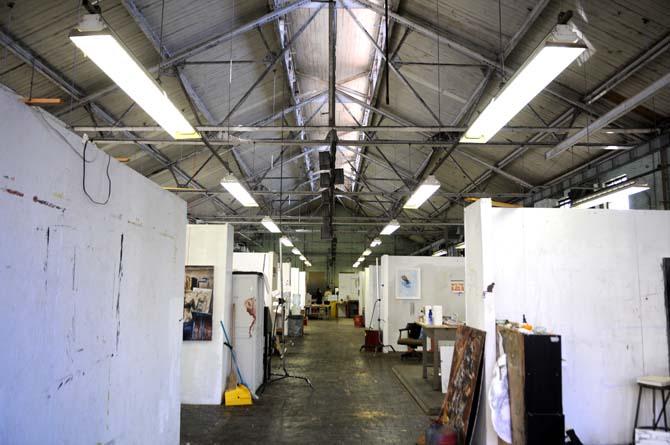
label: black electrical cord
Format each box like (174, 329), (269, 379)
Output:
(82, 140), (112, 205)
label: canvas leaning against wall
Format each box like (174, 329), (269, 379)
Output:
(184, 266), (214, 341)
(396, 268), (421, 299)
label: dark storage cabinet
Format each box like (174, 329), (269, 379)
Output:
(498, 327), (564, 445)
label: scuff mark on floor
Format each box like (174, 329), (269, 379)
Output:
(127, 219), (142, 227)
(2, 187), (24, 197)
(33, 195), (65, 212)
(115, 234), (124, 352)
(44, 227), (50, 294)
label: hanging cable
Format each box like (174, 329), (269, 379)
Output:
(498, 0), (505, 79)
(384, 0), (389, 105)
(157, 0), (166, 80)
(82, 138), (112, 205)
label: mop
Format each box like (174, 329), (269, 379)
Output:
(221, 320), (258, 406)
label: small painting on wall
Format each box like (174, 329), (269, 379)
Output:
(396, 268), (421, 299)
(184, 266), (214, 341)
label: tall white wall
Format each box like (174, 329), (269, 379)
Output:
(182, 225), (233, 405)
(358, 271), (366, 315)
(381, 255), (465, 351)
(0, 86), (186, 444)
(365, 266), (379, 328)
(233, 252), (274, 307)
(466, 199), (670, 444)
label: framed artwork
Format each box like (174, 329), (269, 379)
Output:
(396, 268), (421, 299)
(183, 266), (214, 341)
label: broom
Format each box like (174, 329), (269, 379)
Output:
(221, 319), (259, 403)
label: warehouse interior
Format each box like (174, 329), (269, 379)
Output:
(1, 0), (670, 444)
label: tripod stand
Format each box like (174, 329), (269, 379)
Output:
(258, 242), (313, 394)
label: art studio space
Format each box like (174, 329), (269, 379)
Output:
(2, 1), (670, 444)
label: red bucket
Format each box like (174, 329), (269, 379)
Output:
(353, 315), (364, 328)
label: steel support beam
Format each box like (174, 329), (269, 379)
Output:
(546, 72), (670, 159)
(58, 0), (310, 113)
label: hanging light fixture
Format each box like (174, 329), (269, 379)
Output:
(280, 236), (294, 247)
(404, 176), (441, 209)
(432, 249), (448, 257)
(353, 261), (360, 268)
(571, 180), (649, 209)
(299, 255), (306, 261)
(370, 238), (382, 247)
(460, 25), (586, 144)
(291, 247), (301, 256)
(380, 219), (400, 235)
(69, 15), (198, 140)
(305, 261), (312, 267)
(362, 249), (372, 256)
(261, 217), (281, 233)
(357, 257), (365, 263)
(220, 174), (258, 207)
(455, 242), (465, 250)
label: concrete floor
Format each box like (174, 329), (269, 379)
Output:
(180, 319), (431, 444)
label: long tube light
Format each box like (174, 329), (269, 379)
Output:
(69, 17), (198, 140)
(362, 249), (372, 256)
(404, 176), (441, 209)
(380, 219), (400, 235)
(432, 249), (448, 257)
(357, 257), (365, 263)
(572, 180), (649, 209)
(280, 236), (294, 247)
(299, 255), (306, 261)
(305, 261), (312, 267)
(455, 242), (465, 250)
(261, 217), (281, 233)
(220, 174), (258, 207)
(370, 238), (382, 247)
(353, 262), (360, 268)
(291, 247), (301, 255)
(460, 25), (586, 144)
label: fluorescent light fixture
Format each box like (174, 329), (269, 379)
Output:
(279, 236), (293, 247)
(432, 249), (448, 257)
(362, 249), (372, 256)
(603, 145), (622, 150)
(291, 247), (301, 255)
(69, 20), (198, 140)
(220, 174), (258, 207)
(380, 219), (400, 235)
(305, 261), (312, 267)
(455, 242), (465, 250)
(353, 262), (360, 268)
(572, 180), (649, 209)
(370, 238), (382, 247)
(404, 176), (441, 209)
(299, 255), (306, 261)
(460, 25), (586, 144)
(357, 257), (365, 263)
(261, 217), (281, 233)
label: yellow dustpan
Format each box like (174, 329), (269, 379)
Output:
(221, 318), (254, 406)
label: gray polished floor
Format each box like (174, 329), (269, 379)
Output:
(180, 319), (430, 444)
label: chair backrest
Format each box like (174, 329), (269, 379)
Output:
(407, 322), (422, 339)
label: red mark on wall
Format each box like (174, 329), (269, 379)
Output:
(33, 195), (65, 211)
(2, 188), (24, 197)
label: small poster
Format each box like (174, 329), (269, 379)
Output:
(396, 268), (421, 300)
(451, 280), (465, 294)
(184, 266), (214, 341)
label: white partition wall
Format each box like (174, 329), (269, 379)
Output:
(381, 256), (465, 351)
(0, 86), (186, 445)
(299, 271), (307, 306)
(182, 224), (234, 405)
(365, 266), (379, 328)
(290, 267), (300, 312)
(233, 252), (274, 307)
(465, 199), (670, 444)
(358, 271), (366, 316)
(338, 272), (359, 301)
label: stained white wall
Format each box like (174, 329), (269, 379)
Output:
(381, 255), (465, 351)
(466, 199), (670, 444)
(233, 252), (274, 307)
(0, 86), (186, 444)
(181, 225), (233, 405)
(358, 271), (366, 316)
